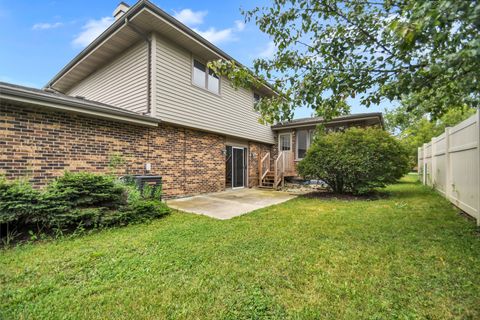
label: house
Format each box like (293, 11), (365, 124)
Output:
(0, 1), (383, 198)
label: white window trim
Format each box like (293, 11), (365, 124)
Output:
(296, 129), (315, 160)
(278, 132), (292, 152)
(191, 56), (221, 96)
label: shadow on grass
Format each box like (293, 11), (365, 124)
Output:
(388, 177), (445, 202)
(299, 177), (427, 202)
(395, 180), (420, 185)
(300, 190), (389, 201)
(396, 177), (423, 186)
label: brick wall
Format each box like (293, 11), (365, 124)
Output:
(0, 103), (227, 198)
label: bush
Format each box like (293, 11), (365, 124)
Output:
(0, 172), (169, 243)
(0, 176), (39, 225)
(52, 207), (107, 229)
(114, 180), (169, 225)
(36, 172), (127, 228)
(297, 127), (410, 194)
(46, 172), (126, 208)
(120, 200), (170, 223)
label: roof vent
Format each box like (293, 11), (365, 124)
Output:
(113, 2), (130, 20)
(75, 95), (86, 100)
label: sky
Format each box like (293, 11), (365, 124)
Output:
(0, 0), (395, 118)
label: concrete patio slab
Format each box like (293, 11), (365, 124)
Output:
(167, 188), (296, 220)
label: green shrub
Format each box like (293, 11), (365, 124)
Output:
(36, 172), (127, 228)
(34, 189), (71, 226)
(0, 172), (169, 244)
(116, 179), (169, 224)
(122, 200), (170, 222)
(50, 200), (170, 229)
(49, 207), (107, 229)
(141, 184), (163, 200)
(121, 175), (163, 201)
(0, 176), (39, 225)
(297, 127), (410, 194)
(46, 172), (126, 208)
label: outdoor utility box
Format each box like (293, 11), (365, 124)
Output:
(133, 175), (162, 200)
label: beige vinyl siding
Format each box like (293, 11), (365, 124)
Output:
(154, 34), (275, 144)
(226, 137), (249, 148)
(67, 41), (149, 114)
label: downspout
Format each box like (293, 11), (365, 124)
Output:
(183, 128), (187, 193)
(124, 17), (152, 115)
(124, 18), (155, 174)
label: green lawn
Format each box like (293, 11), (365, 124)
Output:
(1, 175), (479, 319)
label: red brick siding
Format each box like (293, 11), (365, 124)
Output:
(0, 103), (226, 198)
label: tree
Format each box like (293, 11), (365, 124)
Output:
(297, 127), (409, 194)
(386, 105), (476, 168)
(209, 0), (480, 123)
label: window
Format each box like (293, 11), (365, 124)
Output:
(278, 133), (291, 151)
(207, 69), (220, 94)
(297, 130), (308, 159)
(253, 93), (261, 105)
(296, 129), (315, 159)
(192, 59), (220, 94)
(193, 60), (206, 87)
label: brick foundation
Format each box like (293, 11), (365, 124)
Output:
(0, 104), (273, 198)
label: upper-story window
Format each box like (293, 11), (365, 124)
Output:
(193, 59), (220, 94)
(193, 60), (206, 87)
(208, 69), (219, 93)
(253, 93), (261, 105)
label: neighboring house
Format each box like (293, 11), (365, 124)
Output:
(0, 1), (383, 198)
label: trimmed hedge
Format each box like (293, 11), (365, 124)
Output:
(0, 172), (169, 241)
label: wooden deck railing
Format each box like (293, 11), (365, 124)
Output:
(274, 151), (284, 188)
(259, 152), (270, 186)
(283, 151), (295, 175)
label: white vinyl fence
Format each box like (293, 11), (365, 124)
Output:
(418, 110), (480, 226)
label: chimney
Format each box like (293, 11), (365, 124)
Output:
(113, 2), (130, 20)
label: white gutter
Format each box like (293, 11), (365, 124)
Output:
(272, 115), (384, 130)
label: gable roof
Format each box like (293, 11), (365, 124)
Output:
(46, 0), (274, 96)
(0, 82), (159, 126)
(271, 112), (385, 130)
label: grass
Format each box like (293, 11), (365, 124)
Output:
(1, 175), (479, 319)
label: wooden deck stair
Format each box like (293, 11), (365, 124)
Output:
(258, 151), (295, 190)
(258, 173), (275, 189)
